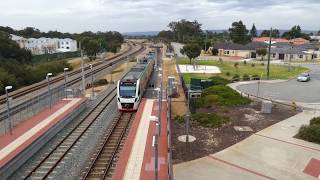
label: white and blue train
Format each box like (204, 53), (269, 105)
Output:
(117, 50), (156, 111)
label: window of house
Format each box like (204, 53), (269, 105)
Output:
(290, 55), (294, 59)
(66, 47), (70, 49)
(272, 54), (276, 58)
(299, 55), (303, 58)
(66, 42), (69, 45)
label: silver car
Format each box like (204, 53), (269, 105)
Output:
(297, 73), (311, 82)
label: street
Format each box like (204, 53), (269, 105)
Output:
(237, 64), (320, 103)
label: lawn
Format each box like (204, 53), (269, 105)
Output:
(178, 58), (308, 82)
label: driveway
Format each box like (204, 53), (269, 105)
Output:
(237, 64), (320, 103)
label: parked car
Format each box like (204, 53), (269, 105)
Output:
(297, 73), (311, 82)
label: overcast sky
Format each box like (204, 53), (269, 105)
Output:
(1, 0), (319, 33)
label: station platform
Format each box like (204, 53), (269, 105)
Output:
(113, 98), (169, 180)
(0, 97), (86, 179)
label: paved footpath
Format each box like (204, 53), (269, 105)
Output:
(174, 110), (320, 180)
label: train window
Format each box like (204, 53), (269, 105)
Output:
(119, 85), (136, 97)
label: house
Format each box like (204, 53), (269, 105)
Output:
(253, 37), (309, 45)
(253, 37), (289, 44)
(210, 41), (318, 61)
(270, 43), (318, 61)
(310, 36), (320, 42)
(211, 42), (267, 59)
(10, 34), (78, 55)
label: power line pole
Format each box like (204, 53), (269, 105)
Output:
(80, 42), (86, 94)
(267, 28), (272, 80)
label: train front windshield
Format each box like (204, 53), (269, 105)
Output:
(119, 85), (136, 97)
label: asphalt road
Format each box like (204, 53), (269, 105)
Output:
(237, 64), (320, 103)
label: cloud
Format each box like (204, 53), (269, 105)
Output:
(0, 0), (319, 33)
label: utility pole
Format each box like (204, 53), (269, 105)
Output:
(205, 31), (207, 53)
(267, 28), (272, 80)
(64, 68), (69, 99)
(5, 86), (13, 134)
(80, 42), (86, 94)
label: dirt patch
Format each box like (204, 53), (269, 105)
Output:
(171, 100), (300, 164)
(163, 56), (188, 116)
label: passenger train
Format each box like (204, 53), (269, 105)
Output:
(116, 49), (156, 111)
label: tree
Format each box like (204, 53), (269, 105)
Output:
(256, 48), (267, 60)
(181, 43), (201, 64)
(250, 24), (258, 38)
(80, 37), (101, 61)
(228, 21), (251, 44)
(260, 29), (280, 38)
(282, 25), (311, 40)
(157, 30), (174, 41)
(168, 19), (203, 42)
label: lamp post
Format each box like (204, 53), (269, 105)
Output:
(5, 86), (13, 134)
(80, 42), (86, 94)
(46, 73), (53, 109)
(89, 64), (95, 99)
(110, 63), (113, 84)
(267, 28), (272, 80)
(64, 68), (69, 99)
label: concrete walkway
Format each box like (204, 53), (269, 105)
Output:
(174, 110), (320, 180)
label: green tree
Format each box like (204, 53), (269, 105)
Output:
(250, 24), (258, 38)
(260, 29), (280, 38)
(256, 48), (267, 60)
(157, 30), (174, 41)
(228, 21), (250, 44)
(168, 19), (203, 42)
(181, 43), (201, 64)
(282, 25), (311, 40)
(80, 37), (101, 61)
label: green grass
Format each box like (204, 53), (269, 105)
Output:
(196, 85), (251, 107)
(182, 73), (213, 84)
(178, 58), (308, 80)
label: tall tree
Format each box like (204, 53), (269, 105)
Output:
(228, 21), (250, 44)
(260, 29), (280, 38)
(180, 43), (201, 64)
(250, 24), (258, 38)
(282, 25), (310, 40)
(80, 37), (101, 61)
(168, 19), (203, 43)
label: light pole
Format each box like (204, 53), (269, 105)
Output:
(110, 63), (113, 84)
(64, 68), (69, 99)
(267, 28), (272, 80)
(152, 134), (158, 180)
(46, 73), (53, 109)
(80, 42), (86, 94)
(89, 64), (95, 99)
(5, 86), (13, 134)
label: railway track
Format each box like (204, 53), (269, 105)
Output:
(22, 87), (117, 180)
(0, 42), (143, 105)
(82, 112), (135, 180)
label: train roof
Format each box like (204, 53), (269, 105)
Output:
(121, 64), (147, 83)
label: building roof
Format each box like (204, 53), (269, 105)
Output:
(253, 37), (289, 43)
(212, 42), (267, 51)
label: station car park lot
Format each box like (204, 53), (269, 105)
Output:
(237, 64), (320, 103)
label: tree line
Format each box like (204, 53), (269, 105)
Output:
(0, 26), (125, 94)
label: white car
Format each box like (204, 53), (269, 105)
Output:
(297, 73), (311, 82)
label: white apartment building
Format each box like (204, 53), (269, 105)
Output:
(10, 34), (78, 55)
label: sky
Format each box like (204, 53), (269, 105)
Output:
(0, 0), (320, 33)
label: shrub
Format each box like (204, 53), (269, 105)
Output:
(225, 72), (231, 76)
(310, 117), (320, 126)
(243, 74), (250, 81)
(174, 115), (185, 123)
(209, 76), (231, 86)
(232, 74), (240, 82)
(198, 85), (251, 107)
(243, 60), (247, 65)
(298, 124), (320, 144)
(191, 112), (230, 128)
(251, 63), (255, 67)
(234, 62), (239, 68)
(93, 79), (108, 86)
(260, 62), (265, 66)
(252, 74), (260, 80)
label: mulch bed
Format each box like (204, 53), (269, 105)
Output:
(171, 100), (300, 164)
